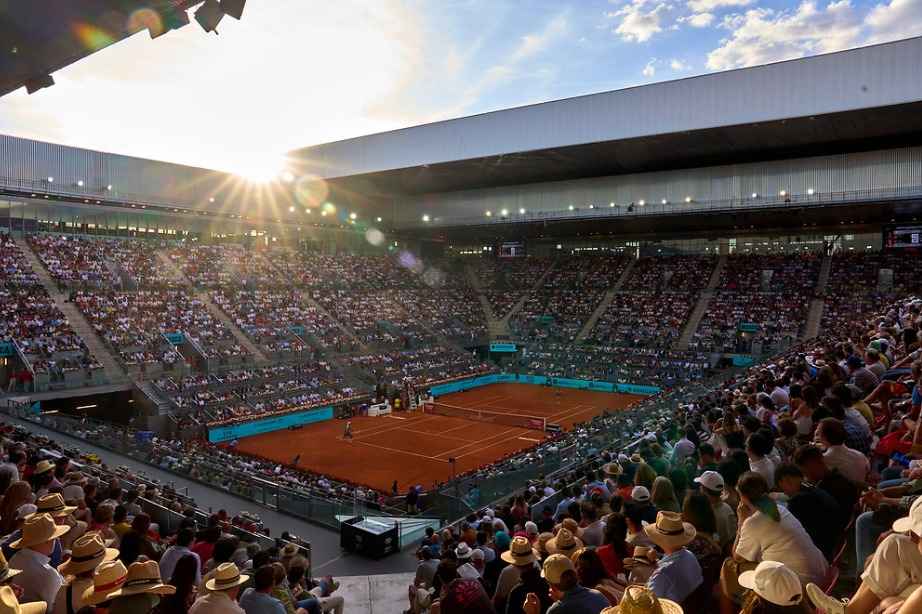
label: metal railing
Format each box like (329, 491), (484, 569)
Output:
(409, 185), (922, 229)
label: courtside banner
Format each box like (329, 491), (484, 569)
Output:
(208, 406), (334, 442)
(489, 342), (517, 352)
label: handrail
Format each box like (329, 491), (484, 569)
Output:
(408, 185), (922, 229)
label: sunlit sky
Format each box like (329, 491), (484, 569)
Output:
(0, 0), (919, 177)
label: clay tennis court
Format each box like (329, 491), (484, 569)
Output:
(232, 383), (643, 493)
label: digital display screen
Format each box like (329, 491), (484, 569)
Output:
(884, 226), (922, 248)
(498, 242), (526, 257)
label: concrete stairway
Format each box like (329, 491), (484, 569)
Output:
(137, 380), (172, 415)
(13, 236), (129, 384)
(576, 289), (617, 342)
(803, 298), (825, 340)
(502, 259), (556, 324)
(154, 251), (192, 286)
(301, 293), (370, 352)
(674, 256), (726, 350)
(816, 253), (833, 293)
(197, 293), (270, 364)
(574, 257), (637, 342)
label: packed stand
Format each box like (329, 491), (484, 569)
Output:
(169, 244), (285, 288)
(0, 234), (101, 386)
(588, 292), (696, 350)
(27, 234), (119, 288)
(512, 255), (630, 344)
(349, 345), (495, 388)
(0, 420), (349, 614)
(474, 257), (554, 319)
(692, 252), (822, 353)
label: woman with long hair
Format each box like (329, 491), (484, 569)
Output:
(155, 554), (198, 614)
(572, 547), (624, 606)
(651, 476), (680, 514)
(595, 512), (629, 580)
(682, 491), (723, 606)
(633, 463), (656, 490)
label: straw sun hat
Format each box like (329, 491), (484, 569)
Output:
(10, 514), (69, 550)
(642, 511), (696, 550)
(58, 533), (119, 577)
(109, 561), (175, 598)
(604, 585), (683, 614)
(204, 562), (250, 592)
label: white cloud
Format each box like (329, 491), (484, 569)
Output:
(706, 1), (862, 70)
(864, 0), (922, 43)
(609, 0), (673, 42)
(642, 59), (657, 76)
(685, 12), (715, 26)
(688, 0), (753, 12)
(670, 58), (691, 70)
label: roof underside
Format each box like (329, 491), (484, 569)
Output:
(0, 0), (203, 98)
(293, 37), (922, 199)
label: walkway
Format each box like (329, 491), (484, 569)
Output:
(7, 415), (417, 577)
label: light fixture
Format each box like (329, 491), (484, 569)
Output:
(349, 212), (357, 220)
(485, 211), (492, 217)
(556, 244), (562, 249)
(77, 180), (84, 187)
(779, 190), (787, 196)
(684, 196), (692, 203)
(321, 211), (327, 217)
(589, 204), (595, 209)
(609, 202), (615, 207)
(47, 176), (54, 183)
(305, 209), (312, 214)
(661, 199), (668, 205)
(106, 185), (113, 191)
(638, 200), (646, 206)
(500, 209), (508, 216)
(376, 217), (382, 222)
(422, 214), (430, 222)
(209, 197), (215, 203)
(518, 208), (525, 214)
(568, 205), (574, 211)
(288, 206), (295, 212)
(807, 188), (815, 195)
(751, 192), (758, 198)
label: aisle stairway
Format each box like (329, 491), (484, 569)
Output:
(197, 293), (270, 364)
(803, 254), (832, 340)
(575, 257), (638, 341)
(13, 236), (129, 384)
(675, 254), (726, 350)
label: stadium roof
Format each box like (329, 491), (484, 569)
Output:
(0, 1), (204, 98)
(291, 37), (922, 198)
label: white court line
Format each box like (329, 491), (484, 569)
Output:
(518, 437), (541, 443)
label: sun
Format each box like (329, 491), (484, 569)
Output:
(234, 155), (287, 184)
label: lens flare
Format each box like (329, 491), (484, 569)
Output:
(365, 228), (385, 246)
(398, 251), (424, 274)
(127, 8), (164, 37)
(72, 22), (115, 51)
(294, 175), (329, 210)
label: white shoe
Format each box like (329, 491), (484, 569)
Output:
(805, 583), (847, 614)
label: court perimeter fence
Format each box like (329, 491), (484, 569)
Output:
(4, 363), (752, 544)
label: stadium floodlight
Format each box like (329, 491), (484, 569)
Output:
(376, 217), (382, 222)
(638, 200), (645, 206)
(349, 212), (357, 220)
(195, 0), (224, 33)
(807, 188), (815, 195)
(485, 211), (492, 217)
(47, 176), (54, 183)
(220, 0), (246, 19)
(288, 206), (295, 212)
(609, 202), (615, 207)
(422, 214), (430, 222)
(500, 209), (508, 216)
(519, 208), (526, 214)
(107, 184), (113, 191)
(751, 192), (758, 198)
(568, 205), (574, 211)
(209, 197), (215, 203)
(684, 196), (692, 203)
(77, 180), (84, 187)
(589, 204), (595, 209)
(556, 244), (562, 249)
(779, 190), (787, 196)
(661, 199), (668, 205)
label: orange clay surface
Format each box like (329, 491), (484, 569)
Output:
(233, 383), (643, 492)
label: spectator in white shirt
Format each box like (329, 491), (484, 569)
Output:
(816, 418), (869, 485)
(160, 527), (202, 587)
(189, 562), (249, 614)
(746, 431), (777, 488)
(9, 513), (69, 608)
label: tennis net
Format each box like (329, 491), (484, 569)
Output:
(422, 401), (547, 431)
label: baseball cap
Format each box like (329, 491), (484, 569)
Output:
(541, 554), (575, 585)
(738, 561), (803, 606)
(892, 496), (922, 535)
(694, 471), (725, 492)
(631, 486), (651, 502)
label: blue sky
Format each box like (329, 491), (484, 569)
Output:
(0, 0), (919, 178)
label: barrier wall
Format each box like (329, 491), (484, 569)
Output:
(428, 374), (660, 398)
(208, 406), (334, 443)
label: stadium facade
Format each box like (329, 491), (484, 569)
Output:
(0, 36), (920, 253)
